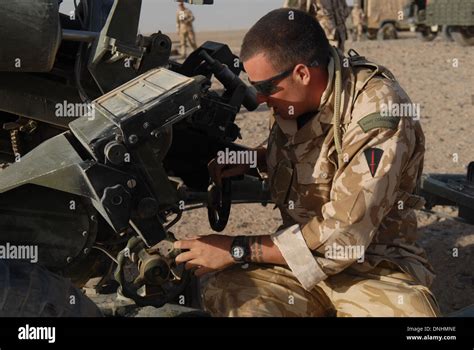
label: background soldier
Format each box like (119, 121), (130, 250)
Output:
(176, 1), (197, 58)
(351, 1), (365, 41)
(315, 0), (350, 51)
(282, 0), (315, 14)
(284, 0), (350, 52)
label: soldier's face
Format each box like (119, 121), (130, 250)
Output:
(244, 52), (327, 120)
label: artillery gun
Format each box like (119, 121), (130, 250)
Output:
(0, 0), (263, 316)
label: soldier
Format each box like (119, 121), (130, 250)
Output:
(282, 0), (315, 14)
(283, 0), (350, 52)
(174, 9), (440, 317)
(315, 0), (350, 51)
(351, 2), (365, 41)
(176, 1), (197, 58)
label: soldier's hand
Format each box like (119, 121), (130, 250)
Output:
(207, 159), (250, 187)
(207, 147), (267, 186)
(174, 235), (235, 277)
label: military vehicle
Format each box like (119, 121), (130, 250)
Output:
(416, 0), (474, 45)
(0, 0), (472, 317)
(357, 0), (413, 40)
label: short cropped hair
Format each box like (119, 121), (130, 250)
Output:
(240, 8), (331, 71)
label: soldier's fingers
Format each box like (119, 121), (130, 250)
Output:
(175, 250), (196, 264)
(174, 239), (196, 250)
(207, 158), (223, 186)
(194, 266), (212, 277)
(184, 259), (201, 271)
(221, 164), (248, 178)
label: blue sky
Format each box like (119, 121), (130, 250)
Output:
(60, 0), (352, 33)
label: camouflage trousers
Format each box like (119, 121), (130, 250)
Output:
(201, 262), (440, 317)
(354, 24), (364, 41)
(179, 29), (197, 57)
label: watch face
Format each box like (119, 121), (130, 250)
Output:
(232, 246), (245, 259)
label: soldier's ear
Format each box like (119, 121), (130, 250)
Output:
(294, 64), (311, 86)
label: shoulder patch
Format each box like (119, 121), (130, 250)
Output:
(357, 113), (400, 133)
(364, 148), (384, 177)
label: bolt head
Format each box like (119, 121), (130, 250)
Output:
(115, 134), (124, 143)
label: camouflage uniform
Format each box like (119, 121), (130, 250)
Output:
(315, 0), (350, 51)
(283, 0), (348, 50)
(351, 5), (365, 41)
(282, 0), (315, 13)
(202, 49), (440, 317)
(176, 7), (197, 57)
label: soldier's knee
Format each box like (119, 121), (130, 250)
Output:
(200, 267), (272, 317)
(200, 265), (332, 317)
(336, 284), (440, 317)
(407, 286), (440, 317)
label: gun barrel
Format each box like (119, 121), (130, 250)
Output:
(199, 51), (259, 111)
(62, 29), (99, 43)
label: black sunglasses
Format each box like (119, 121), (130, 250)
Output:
(248, 59), (320, 96)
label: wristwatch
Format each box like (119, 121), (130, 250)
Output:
(230, 236), (250, 263)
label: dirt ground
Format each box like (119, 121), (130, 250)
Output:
(167, 30), (474, 315)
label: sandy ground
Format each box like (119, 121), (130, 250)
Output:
(166, 30), (474, 315)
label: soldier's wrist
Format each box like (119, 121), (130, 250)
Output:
(248, 236), (264, 263)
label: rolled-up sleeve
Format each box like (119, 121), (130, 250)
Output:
(270, 224), (327, 290)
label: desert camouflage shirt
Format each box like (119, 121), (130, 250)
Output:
(314, 0), (349, 42)
(283, 0), (314, 13)
(283, 0), (349, 44)
(352, 6), (365, 26)
(267, 49), (435, 291)
(176, 8), (195, 31)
